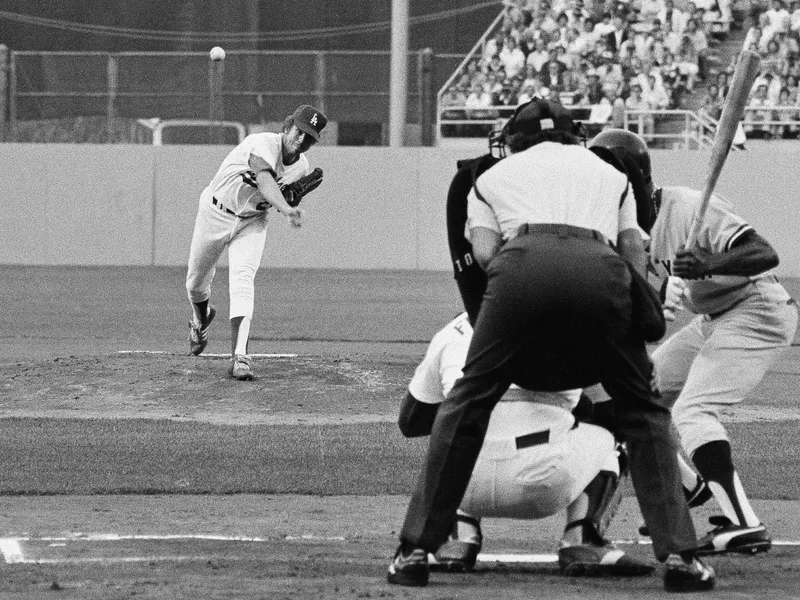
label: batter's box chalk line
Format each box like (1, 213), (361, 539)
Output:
(118, 351), (298, 358)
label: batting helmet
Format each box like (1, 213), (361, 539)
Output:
(589, 129), (651, 182)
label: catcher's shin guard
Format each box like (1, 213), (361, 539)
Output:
(568, 444), (628, 544)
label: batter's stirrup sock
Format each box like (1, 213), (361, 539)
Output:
(193, 300), (210, 327)
(692, 440), (758, 527)
(573, 470), (620, 545)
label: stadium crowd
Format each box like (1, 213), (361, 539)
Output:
(441, 0), (800, 140)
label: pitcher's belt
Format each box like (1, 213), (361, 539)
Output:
(517, 223), (609, 246)
(212, 196), (236, 216)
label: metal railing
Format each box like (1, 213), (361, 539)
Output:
(3, 48), (464, 144)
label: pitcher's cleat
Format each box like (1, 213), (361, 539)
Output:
(188, 305), (216, 356)
(228, 354), (254, 380)
(695, 516), (772, 555)
(663, 553), (715, 592)
(387, 546), (429, 586)
(558, 542), (655, 577)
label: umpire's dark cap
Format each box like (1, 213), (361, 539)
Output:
(292, 104), (328, 141)
(503, 98), (575, 136)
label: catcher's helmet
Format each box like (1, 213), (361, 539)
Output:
(589, 129), (651, 182)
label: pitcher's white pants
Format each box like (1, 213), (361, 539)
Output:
(186, 187), (268, 320)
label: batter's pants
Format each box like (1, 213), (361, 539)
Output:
(186, 188), (268, 320)
(654, 284), (798, 455)
(399, 232), (697, 561)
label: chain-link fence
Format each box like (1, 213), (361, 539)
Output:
(2, 48), (464, 144)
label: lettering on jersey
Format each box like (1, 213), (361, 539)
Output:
(656, 258), (673, 276)
(255, 201), (269, 211)
(453, 252), (475, 273)
(453, 322), (466, 335)
(241, 170), (258, 189)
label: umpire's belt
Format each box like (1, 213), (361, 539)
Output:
(517, 223), (609, 246)
(212, 196), (236, 216)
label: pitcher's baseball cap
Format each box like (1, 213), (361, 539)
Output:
(292, 104), (327, 141)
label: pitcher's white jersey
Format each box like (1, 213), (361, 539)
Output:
(408, 312), (580, 440)
(206, 132), (311, 219)
(649, 186), (790, 315)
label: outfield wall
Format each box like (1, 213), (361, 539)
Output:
(1, 143), (798, 275)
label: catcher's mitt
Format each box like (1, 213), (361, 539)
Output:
(282, 167), (323, 208)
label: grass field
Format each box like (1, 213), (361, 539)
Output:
(1, 266), (799, 599)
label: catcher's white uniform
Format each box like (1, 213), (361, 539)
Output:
(186, 132), (312, 321)
(409, 312), (619, 519)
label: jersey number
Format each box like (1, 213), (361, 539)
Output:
(453, 252), (475, 273)
(241, 170), (258, 189)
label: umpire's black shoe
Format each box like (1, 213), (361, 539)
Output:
(387, 546), (429, 586)
(696, 516), (772, 555)
(663, 553), (716, 592)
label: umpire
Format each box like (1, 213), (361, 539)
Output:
(388, 98), (714, 592)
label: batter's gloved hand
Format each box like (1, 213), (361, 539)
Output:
(672, 246), (713, 280)
(661, 276), (686, 321)
(281, 167), (323, 208)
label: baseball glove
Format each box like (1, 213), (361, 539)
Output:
(281, 167), (323, 208)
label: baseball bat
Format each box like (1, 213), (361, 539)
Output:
(685, 50), (761, 249)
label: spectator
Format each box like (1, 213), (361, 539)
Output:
(528, 37), (551, 74)
(595, 11), (616, 35)
(500, 36), (528, 78)
(605, 12), (633, 52)
(763, 0), (790, 39)
(682, 18), (710, 79)
(791, 0), (800, 33)
(744, 83), (776, 137)
(743, 23), (767, 52)
(698, 82), (724, 119)
(716, 69), (731, 99)
(441, 85), (469, 136)
(543, 58), (572, 92)
(644, 72), (672, 108)
(625, 80), (656, 138)
(596, 50), (626, 96)
(483, 32), (505, 63)
(517, 80), (540, 104)
(775, 85), (800, 136)
(760, 38), (789, 76)
(675, 35), (701, 90)
(542, 46), (569, 75)
(758, 68), (784, 102)
(465, 81), (496, 120)
(521, 63), (544, 90)
(785, 73), (799, 100)
(658, 0), (690, 34)
(575, 17), (601, 54)
(640, 0), (663, 22)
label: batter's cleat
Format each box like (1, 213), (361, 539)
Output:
(228, 354), (254, 381)
(695, 516), (772, 555)
(663, 553), (715, 592)
(430, 515), (482, 572)
(558, 542), (656, 577)
(387, 546), (429, 586)
(188, 305), (216, 356)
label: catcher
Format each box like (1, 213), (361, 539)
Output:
(185, 104), (326, 380)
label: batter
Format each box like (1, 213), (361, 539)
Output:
(592, 129), (798, 555)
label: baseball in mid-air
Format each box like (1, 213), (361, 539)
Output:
(209, 46), (226, 61)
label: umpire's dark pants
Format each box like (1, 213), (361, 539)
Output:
(400, 229), (697, 561)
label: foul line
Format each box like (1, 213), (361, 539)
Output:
(118, 351), (298, 358)
(2, 534), (799, 566)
